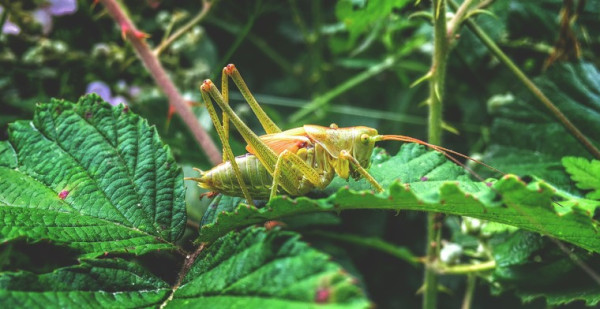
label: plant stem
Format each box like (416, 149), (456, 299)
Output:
(424, 1), (449, 308)
(448, 0), (600, 160)
(160, 243), (206, 308)
(289, 56), (396, 123)
(154, 0), (214, 56)
(207, 18), (293, 74)
(98, 0), (221, 165)
(310, 230), (420, 266)
(447, 0), (475, 39)
(0, 6), (8, 40)
(461, 275), (477, 309)
(436, 260), (496, 274)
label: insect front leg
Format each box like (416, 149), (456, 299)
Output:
(339, 150), (384, 192)
(270, 149), (328, 200)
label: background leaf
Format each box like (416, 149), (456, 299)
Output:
(0, 95), (186, 257)
(490, 231), (600, 306)
(562, 157), (600, 200)
(481, 62), (600, 190)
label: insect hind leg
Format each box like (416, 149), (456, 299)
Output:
(270, 149), (328, 201)
(199, 81), (256, 207)
(223, 64), (281, 134)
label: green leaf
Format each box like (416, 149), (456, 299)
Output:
(562, 157), (600, 200)
(198, 144), (600, 254)
(334, 0), (411, 52)
(0, 258), (171, 308)
(0, 95), (186, 257)
(166, 227), (368, 308)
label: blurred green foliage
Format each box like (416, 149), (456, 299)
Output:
(1, 0), (600, 308)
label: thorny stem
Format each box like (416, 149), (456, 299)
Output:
(154, 0), (214, 56)
(98, 0), (221, 165)
(447, 0), (600, 160)
(424, 0), (449, 308)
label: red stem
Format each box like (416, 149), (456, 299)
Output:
(98, 0), (222, 165)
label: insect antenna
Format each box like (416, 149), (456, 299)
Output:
(376, 135), (505, 183)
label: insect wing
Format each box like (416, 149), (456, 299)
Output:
(246, 127), (311, 155)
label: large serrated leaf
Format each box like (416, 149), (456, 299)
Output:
(0, 258), (171, 308)
(166, 227), (368, 308)
(0, 228), (369, 308)
(0, 95), (186, 257)
(198, 144), (600, 254)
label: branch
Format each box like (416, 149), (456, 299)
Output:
(98, 0), (222, 165)
(446, 0), (476, 40)
(154, 0), (214, 56)
(289, 56), (397, 123)
(447, 0), (600, 160)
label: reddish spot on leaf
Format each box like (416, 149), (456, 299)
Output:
(421, 176), (428, 181)
(315, 287), (330, 303)
(58, 190), (69, 200)
(264, 220), (285, 230)
(85, 111), (93, 119)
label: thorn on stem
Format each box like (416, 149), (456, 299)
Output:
(120, 23), (150, 41)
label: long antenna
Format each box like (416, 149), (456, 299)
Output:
(377, 135), (505, 183)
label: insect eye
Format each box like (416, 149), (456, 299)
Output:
(360, 134), (370, 144)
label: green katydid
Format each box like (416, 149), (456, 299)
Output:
(187, 64), (500, 206)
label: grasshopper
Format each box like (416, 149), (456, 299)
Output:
(188, 64), (497, 206)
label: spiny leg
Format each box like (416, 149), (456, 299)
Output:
(202, 80), (278, 172)
(221, 65), (230, 151)
(200, 87), (256, 207)
(270, 149), (325, 200)
(202, 78), (300, 197)
(339, 150), (384, 192)
(223, 64), (281, 134)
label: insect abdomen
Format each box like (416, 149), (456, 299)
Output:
(197, 154), (274, 199)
